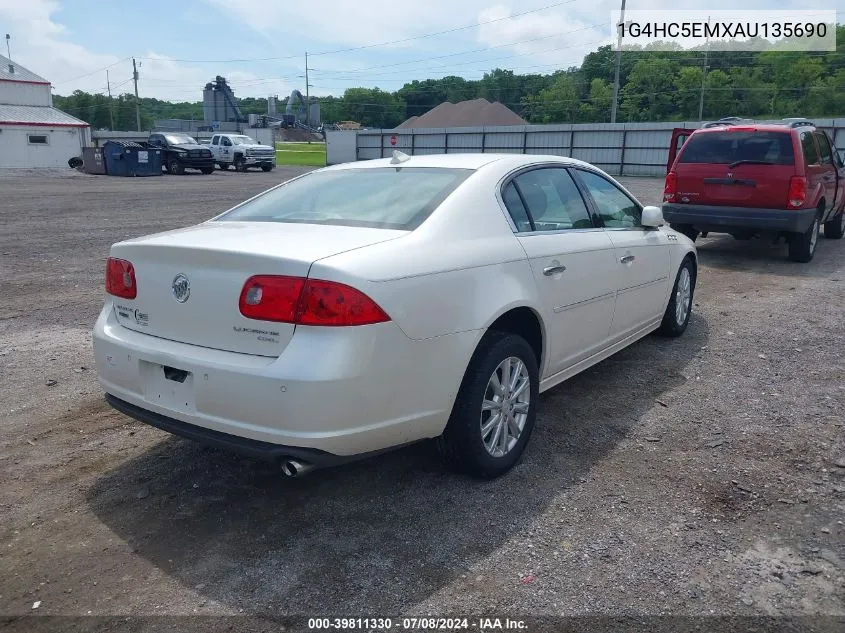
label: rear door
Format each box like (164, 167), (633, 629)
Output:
(501, 167), (618, 377)
(573, 168), (671, 339)
(668, 128), (696, 173)
(673, 129), (796, 208)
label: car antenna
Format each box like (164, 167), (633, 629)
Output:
(390, 150), (411, 165)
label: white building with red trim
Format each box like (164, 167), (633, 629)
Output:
(0, 54), (91, 168)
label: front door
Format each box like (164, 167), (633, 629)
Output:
(815, 131), (841, 221)
(501, 167), (619, 377)
(573, 168), (671, 340)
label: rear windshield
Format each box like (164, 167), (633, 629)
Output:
(217, 167), (473, 230)
(679, 131), (795, 165)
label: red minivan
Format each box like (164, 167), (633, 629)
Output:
(663, 119), (845, 262)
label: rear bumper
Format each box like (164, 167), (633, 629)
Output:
(105, 394), (356, 465)
(662, 204), (816, 234)
(93, 305), (478, 457)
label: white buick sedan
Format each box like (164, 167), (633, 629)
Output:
(93, 153), (696, 478)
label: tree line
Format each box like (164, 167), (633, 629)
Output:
(55, 26), (844, 130)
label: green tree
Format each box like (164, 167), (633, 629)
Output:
(619, 58), (677, 121)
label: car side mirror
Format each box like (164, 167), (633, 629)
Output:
(642, 205), (665, 228)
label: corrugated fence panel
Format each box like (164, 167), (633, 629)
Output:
(526, 131), (571, 154)
(571, 147), (622, 171)
(446, 133), (483, 151)
(573, 130), (623, 148)
(484, 132), (524, 151)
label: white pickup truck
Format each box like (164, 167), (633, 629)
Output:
(208, 133), (276, 172)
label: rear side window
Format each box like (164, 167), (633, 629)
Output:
(509, 168), (593, 232)
(679, 131), (795, 165)
(218, 167), (472, 230)
(801, 132), (819, 165)
(502, 182), (532, 232)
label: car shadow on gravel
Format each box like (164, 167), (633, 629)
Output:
(694, 234), (844, 278)
(85, 315), (709, 614)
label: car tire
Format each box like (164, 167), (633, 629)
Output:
(824, 210), (845, 240)
(261, 164), (274, 172)
(168, 159), (184, 175)
(234, 156), (247, 172)
(200, 166), (214, 175)
(657, 257), (696, 338)
(787, 215), (820, 262)
(671, 224), (699, 242)
(218, 162), (230, 171)
(437, 331), (539, 479)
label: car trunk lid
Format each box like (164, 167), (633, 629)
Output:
(109, 221), (405, 357)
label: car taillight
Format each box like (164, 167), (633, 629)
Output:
(238, 276), (389, 327)
(239, 275), (305, 323)
(787, 176), (807, 209)
(105, 257), (137, 299)
(663, 172), (677, 202)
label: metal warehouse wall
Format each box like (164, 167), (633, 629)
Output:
(339, 120), (845, 176)
(0, 125), (87, 168)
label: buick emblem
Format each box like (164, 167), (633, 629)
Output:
(171, 274), (190, 303)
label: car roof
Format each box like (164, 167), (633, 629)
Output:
(321, 153), (603, 172)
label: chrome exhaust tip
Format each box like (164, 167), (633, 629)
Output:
(281, 459), (315, 478)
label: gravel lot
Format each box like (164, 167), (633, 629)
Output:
(1, 167), (843, 630)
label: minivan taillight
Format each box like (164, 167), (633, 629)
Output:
(787, 176), (807, 209)
(239, 275), (390, 326)
(663, 172), (677, 202)
(105, 258), (137, 299)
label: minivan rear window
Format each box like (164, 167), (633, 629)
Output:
(678, 131), (795, 165)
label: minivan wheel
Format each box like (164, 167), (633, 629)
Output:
(437, 331), (539, 478)
(824, 210), (845, 240)
(788, 216), (820, 262)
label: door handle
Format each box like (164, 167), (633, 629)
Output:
(543, 265), (566, 276)
(620, 255), (636, 264)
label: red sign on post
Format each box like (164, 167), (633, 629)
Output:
(390, 135), (397, 146)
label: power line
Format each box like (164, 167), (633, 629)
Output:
(52, 57), (131, 85)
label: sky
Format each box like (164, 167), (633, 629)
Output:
(0, 0), (835, 103)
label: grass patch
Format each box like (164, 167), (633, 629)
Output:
(275, 142), (327, 166)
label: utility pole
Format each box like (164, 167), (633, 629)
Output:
(610, 0), (626, 124)
(106, 70), (115, 130)
(698, 16), (711, 122)
(5, 34), (10, 62)
(305, 51), (310, 129)
(132, 57), (141, 131)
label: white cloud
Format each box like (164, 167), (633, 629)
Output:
(475, 4), (612, 71)
(0, 0), (265, 101)
(204, 0), (497, 49)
